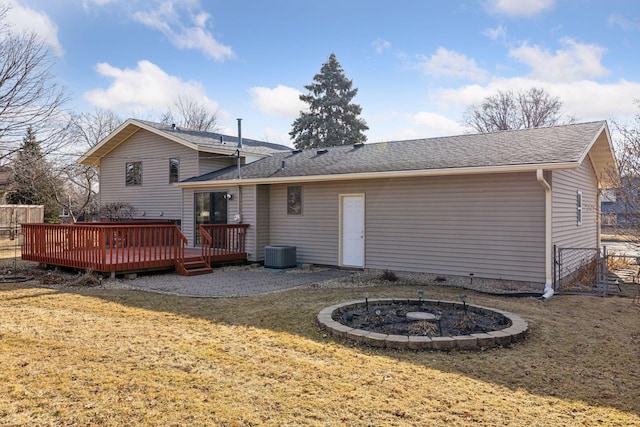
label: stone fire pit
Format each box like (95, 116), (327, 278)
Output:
(317, 298), (528, 350)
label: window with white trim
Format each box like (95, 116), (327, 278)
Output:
(126, 161), (142, 186)
(577, 190), (583, 226)
(169, 158), (179, 183)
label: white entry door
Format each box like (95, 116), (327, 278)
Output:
(341, 194), (365, 267)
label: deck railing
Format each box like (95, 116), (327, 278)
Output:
(199, 224), (249, 263)
(21, 223), (187, 274)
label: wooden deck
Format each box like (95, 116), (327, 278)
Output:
(21, 223), (249, 276)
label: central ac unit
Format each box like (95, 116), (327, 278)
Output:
(264, 245), (297, 268)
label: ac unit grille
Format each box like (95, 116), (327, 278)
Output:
(264, 245), (296, 268)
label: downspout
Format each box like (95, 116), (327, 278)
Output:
(237, 185), (242, 223)
(237, 118), (242, 179)
(536, 169), (554, 299)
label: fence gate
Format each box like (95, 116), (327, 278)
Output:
(554, 246), (608, 295)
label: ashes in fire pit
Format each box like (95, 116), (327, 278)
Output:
(334, 300), (509, 337)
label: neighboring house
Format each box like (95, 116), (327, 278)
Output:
(600, 177), (640, 226)
(81, 120), (617, 290)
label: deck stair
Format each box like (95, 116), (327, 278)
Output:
(177, 255), (213, 276)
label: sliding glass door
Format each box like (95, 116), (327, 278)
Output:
(194, 192), (227, 244)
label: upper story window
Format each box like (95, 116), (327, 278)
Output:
(577, 190), (583, 226)
(169, 158), (180, 183)
(126, 161), (142, 186)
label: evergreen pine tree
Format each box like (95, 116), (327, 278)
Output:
(290, 53), (368, 149)
(8, 126), (62, 222)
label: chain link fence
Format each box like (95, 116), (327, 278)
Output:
(554, 245), (640, 296)
(554, 246), (607, 295)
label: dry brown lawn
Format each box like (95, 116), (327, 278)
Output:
(0, 277), (639, 426)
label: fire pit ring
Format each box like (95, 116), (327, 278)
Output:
(317, 298), (528, 350)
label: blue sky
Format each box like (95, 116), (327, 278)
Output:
(6, 0), (640, 146)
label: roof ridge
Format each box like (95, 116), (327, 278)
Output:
(128, 118), (290, 152)
(374, 120), (607, 145)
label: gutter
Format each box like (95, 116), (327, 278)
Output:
(536, 169), (554, 300)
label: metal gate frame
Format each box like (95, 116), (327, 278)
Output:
(553, 245), (608, 296)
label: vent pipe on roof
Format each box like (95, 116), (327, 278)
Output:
(172, 123), (176, 130)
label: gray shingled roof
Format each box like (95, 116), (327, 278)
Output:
(184, 121), (607, 183)
(137, 120), (290, 155)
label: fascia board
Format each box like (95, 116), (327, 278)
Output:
(77, 118), (139, 166)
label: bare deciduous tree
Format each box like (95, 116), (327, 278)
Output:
(51, 108), (124, 222)
(0, 5), (68, 162)
(463, 87), (569, 133)
(71, 108), (123, 148)
(53, 163), (99, 223)
(160, 95), (219, 132)
(603, 105), (640, 239)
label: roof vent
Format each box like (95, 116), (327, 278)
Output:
(353, 142), (365, 148)
(280, 160), (286, 170)
(171, 123), (176, 129)
(316, 149), (328, 155)
(291, 149), (302, 154)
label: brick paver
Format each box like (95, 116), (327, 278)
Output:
(124, 267), (354, 297)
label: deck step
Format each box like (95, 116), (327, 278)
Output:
(182, 266), (213, 276)
(178, 256), (213, 276)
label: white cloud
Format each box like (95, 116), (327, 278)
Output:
(484, 0), (555, 17)
(133, 1), (234, 61)
(83, 60), (222, 115)
(261, 127), (293, 147)
(509, 38), (608, 82)
(4, 0), (63, 56)
(372, 38), (391, 54)
(407, 112), (466, 137)
(416, 47), (489, 82)
(608, 13), (640, 31)
(483, 25), (507, 41)
(249, 85), (307, 118)
(551, 79), (640, 120)
(431, 77), (640, 124)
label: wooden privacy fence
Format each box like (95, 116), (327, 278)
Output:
(21, 223), (186, 275)
(199, 224), (249, 263)
(0, 205), (43, 238)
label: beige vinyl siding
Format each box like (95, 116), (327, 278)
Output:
(269, 172), (546, 283)
(254, 185), (270, 262)
(182, 188), (195, 243)
(239, 185), (256, 259)
(198, 153), (237, 176)
(551, 159), (599, 249)
(99, 129), (197, 221)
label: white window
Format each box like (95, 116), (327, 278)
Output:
(169, 158), (179, 183)
(126, 161), (142, 186)
(577, 190), (583, 226)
